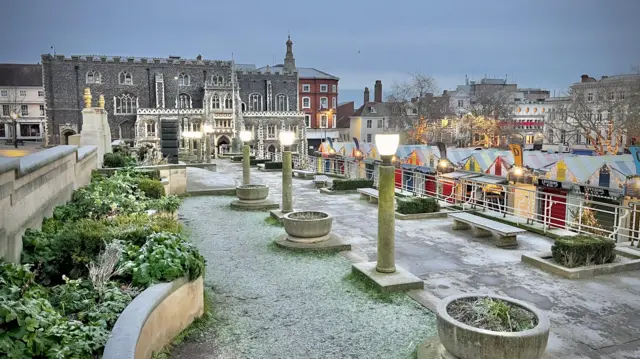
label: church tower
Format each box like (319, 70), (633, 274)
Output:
(283, 35), (296, 71)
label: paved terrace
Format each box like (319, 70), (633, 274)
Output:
(182, 160), (640, 359)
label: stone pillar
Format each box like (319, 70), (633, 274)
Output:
(242, 144), (251, 185)
(206, 134), (212, 163)
(80, 90), (112, 168)
(282, 149), (293, 213)
(376, 163), (396, 273)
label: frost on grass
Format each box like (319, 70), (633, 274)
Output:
(447, 297), (537, 332)
(175, 196), (437, 359)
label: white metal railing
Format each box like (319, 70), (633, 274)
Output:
(293, 155), (640, 246)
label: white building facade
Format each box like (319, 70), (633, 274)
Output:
(0, 64), (46, 143)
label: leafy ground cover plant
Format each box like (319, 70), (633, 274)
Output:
(447, 296), (537, 332)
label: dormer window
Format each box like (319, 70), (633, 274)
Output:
(370, 106), (377, 113)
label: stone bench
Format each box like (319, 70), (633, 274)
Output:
(293, 169), (315, 179)
(357, 188), (380, 204)
(395, 188), (414, 197)
(448, 212), (525, 248)
(313, 175), (329, 188)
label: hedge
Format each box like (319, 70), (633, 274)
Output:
(103, 152), (136, 168)
(231, 155), (255, 162)
(396, 197), (440, 214)
(551, 235), (616, 268)
(265, 161), (283, 170)
(137, 178), (166, 199)
(331, 178), (374, 191)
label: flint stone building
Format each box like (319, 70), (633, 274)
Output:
(41, 37), (307, 159)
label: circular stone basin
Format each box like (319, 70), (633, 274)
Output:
(283, 211), (333, 240)
(236, 184), (269, 201)
(437, 294), (550, 359)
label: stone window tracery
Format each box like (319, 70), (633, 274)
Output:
(212, 75), (224, 85)
(177, 93), (191, 109)
(211, 93), (221, 109)
(86, 71), (101, 84)
(114, 93), (138, 114)
(224, 94), (232, 109)
(249, 93), (262, 111)
(119, 71), (133, 85)
(275, 94), (287, 111)
(145, 121), (156, 137)
(178, 73), (190, 86)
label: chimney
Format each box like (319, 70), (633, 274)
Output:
(364, 87), (370, 103)
(374, 80), (382, 103)
(581, 74), (589, 83)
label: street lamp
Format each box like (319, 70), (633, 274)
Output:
(9, 111), (19, 148)
(204, 124), (214, 163)
(279, 131), (295, 213)
(374, 133), (400, 273)
(239, 130), (252, 185)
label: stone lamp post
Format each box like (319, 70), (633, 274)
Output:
(279, 131), (295, 214)
(239, 130), (252, 185)
(204, 124), (214, 163)
(351, 133), (423, 292)
(374, 133), (400, 273)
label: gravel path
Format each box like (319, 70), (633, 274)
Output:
(172, 196), (436, 359)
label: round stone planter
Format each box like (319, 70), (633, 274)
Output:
(236, 184), (269, 201)
(283, 211), (333, 243)
(437, 294), (550, 359)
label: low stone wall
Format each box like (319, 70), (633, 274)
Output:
(103, 277), (204, 359)
(0, 145), (98, 262)
(97, 163), (187, 195)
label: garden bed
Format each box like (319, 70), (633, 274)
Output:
(319, 187), (360, 195)
(1, 166), (205, 358)
(522, 250), (640, 279)
(395, 197), (443, 220)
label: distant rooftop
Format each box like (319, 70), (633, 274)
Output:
(258, 64), (339, 80)
(0, 64), (42, 87)
(42, 54), (236, 66)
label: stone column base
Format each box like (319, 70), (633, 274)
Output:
(496, 235), (518, 248)
(417, 336), (557, 359)
(473, 227), (493, 238)
(230, 199), (279, 211)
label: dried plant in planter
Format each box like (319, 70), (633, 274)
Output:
(447, 296), (537, 332)
(88, 240), (125, 297)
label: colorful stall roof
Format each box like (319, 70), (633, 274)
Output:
(543, 155), (633, 184)
(586, 160), (635, 190)
(462, 151), (511, 173)
(486, 152), (570, 176)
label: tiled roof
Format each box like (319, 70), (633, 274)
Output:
(257, 65), (339, 80)
(0, 64), (42, 87)
(352, 102), (390, 117)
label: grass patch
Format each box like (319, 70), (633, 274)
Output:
(152, 288), (216, 358)
(264, 216), (284, 227)
(343, 270), (406, 304)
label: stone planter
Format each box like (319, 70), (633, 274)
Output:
(436, 294), (550, 359)
(230, 184), (278, 211)
(283, 211), (333, 243)
(236, 184), (269, 201)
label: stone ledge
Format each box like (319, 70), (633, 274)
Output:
(522, 251), (640, 279)
(395, 211), (448, 220)
(18, 145), (78, 176)
(352, 261), (424, 292)
(274, 233), (351, 252)
(77, 146), (98, 161)
(102, 276), (204, 359)
(187, 188), (236, 196)
(230, 199), (279, 211)
(319, 188), (360, 195)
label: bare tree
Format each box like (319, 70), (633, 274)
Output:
(387, 72), (452, 144)
(1, 87), (26, 148)
(546, 72), (640, 155)
(456, 114), (501, 147)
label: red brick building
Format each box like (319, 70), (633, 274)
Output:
(298, 69), (340, 149)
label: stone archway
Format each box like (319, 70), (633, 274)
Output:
(216, 135), (230, 155)
(62, 130), (76, 145)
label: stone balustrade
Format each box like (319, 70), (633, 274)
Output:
(0, 145), (98, 262)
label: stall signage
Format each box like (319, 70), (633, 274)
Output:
(579, 186), (610, 197)
(537, 179), (562, 189)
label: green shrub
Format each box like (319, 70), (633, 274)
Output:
(551, 235), (616, 268)
(137, 178), (165, 199)
(396, 197), (440, 214)
(264, 161), (283, 170)
(52, 219), (111, 281)
(331, 178), (374, 191)
(103, 152), (135, 168)
(108, 213), (183, 246)
(120, 232), (205, 287)
(147, 195), (182, 214)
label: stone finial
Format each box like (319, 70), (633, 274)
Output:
(83, 88), (92, 108)
(99, 94), (105, 109)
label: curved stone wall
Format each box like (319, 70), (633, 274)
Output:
(103, 276), (204, 359)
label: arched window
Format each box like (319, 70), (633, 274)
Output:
(119, 120), (135, 139)
(241, 103), (246, 112)
(178, 73), (190, 86)
(249, 93), (262, 111)
(211, 93), (221, 109)
(145, 121), (156, 136)
(119, 71), (133, 85)
(177, 93), (191, 109)
(212, 75), (224, 85)
(224, 95), (232, 109)
(114, 93), (138, 114)
(275, 94), (287, 111)
(86, 71), (101, 84)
